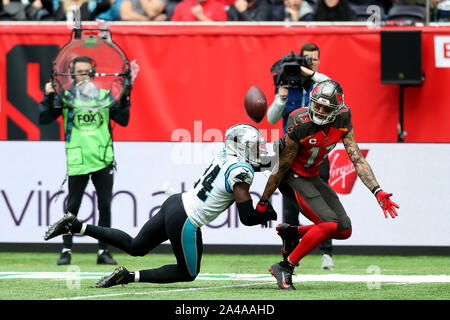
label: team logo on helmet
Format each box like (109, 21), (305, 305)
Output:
(224, 123), (267, 168)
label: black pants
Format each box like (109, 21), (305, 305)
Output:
(63, 164), (114, 250)
(281, 156), (333, 256)
(83, 193), (203, 283)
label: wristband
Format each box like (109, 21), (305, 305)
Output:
(371, 186), (382, 196)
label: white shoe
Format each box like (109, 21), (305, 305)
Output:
(321, 254), (335, 270)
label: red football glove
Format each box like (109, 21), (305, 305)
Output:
(375, 191), (399, 219)
(256, 200), (277, 228)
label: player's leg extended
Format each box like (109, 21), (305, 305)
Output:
(45, 197), (170, 256)
(286, 175), (351, 265)
(137, 194), (203, 283)
(82, 206), (168, 256)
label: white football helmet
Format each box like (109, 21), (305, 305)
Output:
(308, 79), (344, 125)
(224, 123), (267, 168)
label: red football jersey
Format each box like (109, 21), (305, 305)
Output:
(285, 106), (353, 177)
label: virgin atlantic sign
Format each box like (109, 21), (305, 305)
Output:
(328, 149), (369, 194)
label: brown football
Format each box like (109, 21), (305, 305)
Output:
(244, 86), (267, 123)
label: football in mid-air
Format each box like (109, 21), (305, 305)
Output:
(244, 86), (267, 123)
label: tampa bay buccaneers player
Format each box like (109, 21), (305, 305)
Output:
(262, 79), (399, 290)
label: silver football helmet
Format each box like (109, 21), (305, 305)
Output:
(308, 79), (344, 125)
(224, 123), (267, 168)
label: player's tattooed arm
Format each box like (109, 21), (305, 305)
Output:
(261, 135), (298, 201)
(342, 129), (379, 191)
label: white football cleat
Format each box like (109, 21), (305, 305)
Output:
(321, 254), (335, 270)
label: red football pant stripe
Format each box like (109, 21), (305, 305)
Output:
(294, 190), (323, 224)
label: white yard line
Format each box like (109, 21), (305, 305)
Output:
(52, 282), (271, 300)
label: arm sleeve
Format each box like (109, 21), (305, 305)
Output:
(311, 71), (330, 83)
(236, 200), (270, 226)
(267, 94), (287, 125)
(110, 96), (130, 127)
(342, 105), (353, 135)
(286, 114), (302, 144)
(38, 94), (62, 125)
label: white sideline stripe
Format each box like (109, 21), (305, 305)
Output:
(52, 282), (271, 300)
(1, 272), (450, 283)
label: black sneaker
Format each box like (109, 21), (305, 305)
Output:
(57, 251), (71, 265)
(95, 266), (130, 288)
(44, 213), (78, 241)
(97, 250), (117, 265)
(276, 223), (300, 259)
(269, 261), (296, 290)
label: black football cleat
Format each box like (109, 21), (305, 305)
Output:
(269, 261), (296, 290)
(95, 266), (131, 288)
(97, 250), (118, 265)
(276, 223), (300, 260)
(44, 213), (78, 240)
(57, 251), (71, 265)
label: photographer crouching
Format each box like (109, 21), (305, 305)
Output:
(268, 43), (336, 270)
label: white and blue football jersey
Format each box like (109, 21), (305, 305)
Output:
(182, 148), (254, 227)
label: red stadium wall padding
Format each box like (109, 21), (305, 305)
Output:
(0, 24), (449, 142)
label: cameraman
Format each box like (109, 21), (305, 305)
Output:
(268, 43), (335, 270)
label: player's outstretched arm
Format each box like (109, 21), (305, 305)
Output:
(342, 129), (379, 190)
(234, 183), (277, 226)
(342, 129), (399, 218)
(261, 135), (298, 201)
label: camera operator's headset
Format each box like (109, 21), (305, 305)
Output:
(69, 56), (97, 79)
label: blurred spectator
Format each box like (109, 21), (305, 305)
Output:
(227, 0), (272, 21)
(272, 0), (314, 21)
(120, 0), (167, 21)
(97, 0), (122, 20)
(314, 0), (357, 21)
(398, 0), (425, 5)
(348, 0), (391, 13)
(25, 0), (53, 20)
(165, 0), (181, 19)
(1, 0), (27, 20)
(171, 0), (227, 21)
(25, 0), (117, 21)
(431, 0), (450, 21)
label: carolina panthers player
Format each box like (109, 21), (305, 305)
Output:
(44, 123), (277, 287)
